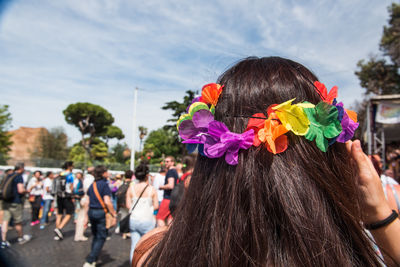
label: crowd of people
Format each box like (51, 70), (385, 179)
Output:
(0, 155), (193, 267)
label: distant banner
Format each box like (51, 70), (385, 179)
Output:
(376, 103), (400, 124)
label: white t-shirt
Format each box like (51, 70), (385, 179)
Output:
(152, 173), (165, 202)
(381, 175), (399, 185)
(83, 174), (95, 193)
(27, 177), (44, 196)
(42, 178), (54, 200)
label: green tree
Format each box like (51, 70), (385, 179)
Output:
(101, 125), (124, 145)
(355, 56), (400, 95)
(380, 3), (400, 65)
(63, 102), (124, 162)
(162, 90), (197, 155)
(162, 90), (197, 126)
(31, 127), (69, 166)
(0, 105), (12, 164)
(109, 143), (129, 164)
(355, 3), (400, 95)
(143, 127), (181, 162)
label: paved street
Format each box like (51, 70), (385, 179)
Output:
(1, 205), (131, 267)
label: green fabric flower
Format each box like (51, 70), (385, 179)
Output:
(303, 102), (342, 152)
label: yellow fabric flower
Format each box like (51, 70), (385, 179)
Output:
(272, 98), (314, 136)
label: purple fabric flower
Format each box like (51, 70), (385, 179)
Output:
(336, 112), (359, 143)
(179, 109), (214, 143)
(204, 121), (254, 165)
(329, 99), (345, 145)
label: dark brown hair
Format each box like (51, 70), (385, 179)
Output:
(145, 57), (381, 266)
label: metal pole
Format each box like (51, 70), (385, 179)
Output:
(367, 102), (372, 155)
(130, 87), (138, 170)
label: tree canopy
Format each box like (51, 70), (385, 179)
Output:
(63, 102), (124, 163)
(355, 3), (400, 95)
(143, 127), (181, 162)
(0, 105), (12, 164)
(31, 127), (69, 166)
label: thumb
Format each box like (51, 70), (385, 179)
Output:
(350, 140), (368, 168)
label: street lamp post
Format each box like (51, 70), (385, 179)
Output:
(130, 87), (138, 170)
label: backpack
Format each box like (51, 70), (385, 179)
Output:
(56, 174), (72, 198)
(116, 181), (131, 209)
(0, 173), (18, 202)
(169, 172), (191, 215)
(73, 179), (84, 197)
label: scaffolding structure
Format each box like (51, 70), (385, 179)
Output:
(366, 94), (400, 169)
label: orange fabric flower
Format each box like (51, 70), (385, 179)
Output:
(246, 113), (267, 147)
(258, 115), (289, 154)
(200, 83), (223, 106)
(345, 108), (358, 122)
(314, 81), (338, 104)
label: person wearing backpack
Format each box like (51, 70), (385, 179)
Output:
(115, 170), (133, 238)
(1, 163), (31, 248)
(54, 161), (75, 241)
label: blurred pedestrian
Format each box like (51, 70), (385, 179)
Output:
(126, 162), (158, 262)
(1, 163), (31, 248)
(151, 168), (166, 217)
(27, 170), (44, 226)
(83, 165), (116, 267)
(54, 161), (75, 241)
(156, 156), (179, 227)
(40, 171), (55, 229)
(73, 172), (85, 222)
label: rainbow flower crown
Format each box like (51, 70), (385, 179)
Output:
(177, 82), (359, 165)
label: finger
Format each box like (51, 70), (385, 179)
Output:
(345, 140), (353, 154)
(350, 140), (368, 171)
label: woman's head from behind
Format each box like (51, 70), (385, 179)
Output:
(135, 162), (149, 182)
(147, 57), (380, 266)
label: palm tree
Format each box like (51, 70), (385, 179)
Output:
(138, 126), (148, 151)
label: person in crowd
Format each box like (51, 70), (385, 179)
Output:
(54, 161), (75, 241)
(109, 174), (122, 210)
(1, 163), (31, 248)
(126, 162), (158, 263)
(73, 172), (85, 222)
(156, 156), (179, 227)
(169, 156), (195, 216)
(0, 169), (13, 226)
(84, 167), (95, 192)
(133, 57), (400, 266)
(40, 171), (55, 229)
(74, 168), (95, 241)
(27, 170), (44, 226)
(151, 168), (166, 217)
(175, 163), (183, 178)
(115, 170), (133, 239)
(83, 165), (116, 267)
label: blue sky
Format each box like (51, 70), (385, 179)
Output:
(0, 0), (394, 149)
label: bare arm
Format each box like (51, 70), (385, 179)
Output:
(152, 187), (159, 210)
(159, 178), (174, 190)
(17, 183), (25, 194)
(126, 186), (133, 210)
(347, 140), (400, 265)
(104, 195), (116, 217)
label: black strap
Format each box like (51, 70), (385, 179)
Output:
(365, 210), (399, 230)
(128, 184), (149, 216)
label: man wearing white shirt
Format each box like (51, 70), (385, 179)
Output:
(40, 171), (55, 229)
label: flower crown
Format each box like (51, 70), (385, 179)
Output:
(177, 82), (359, 165)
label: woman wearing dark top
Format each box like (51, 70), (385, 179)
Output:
(83, 165), (117, 267)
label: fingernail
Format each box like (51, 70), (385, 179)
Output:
(354, 140), (361, 150)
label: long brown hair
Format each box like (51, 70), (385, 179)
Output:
(145, 57), (381, 266)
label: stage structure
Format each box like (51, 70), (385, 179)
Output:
(366, 94), (400, 169)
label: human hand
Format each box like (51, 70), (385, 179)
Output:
(346, 140), (392, 224)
